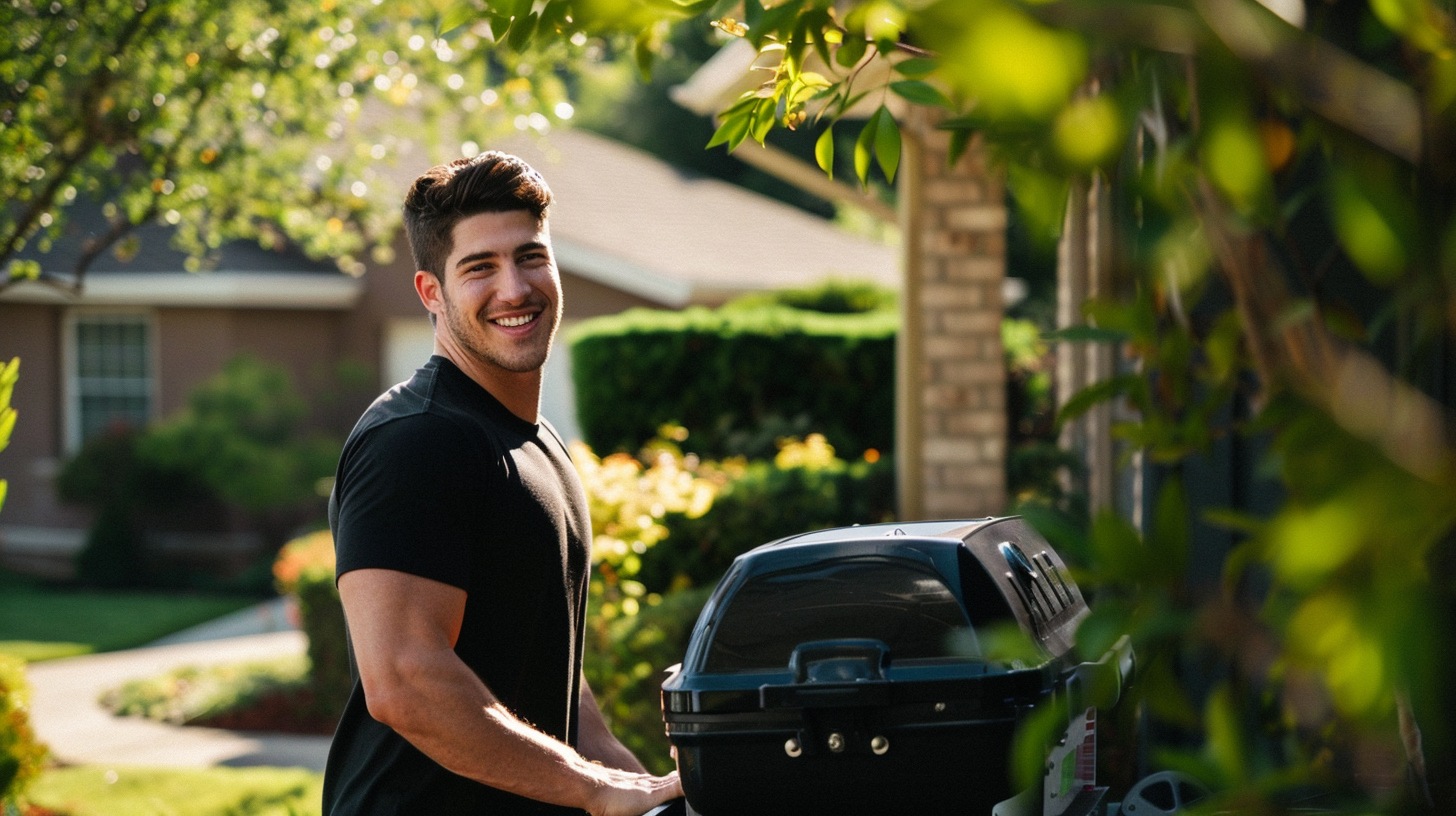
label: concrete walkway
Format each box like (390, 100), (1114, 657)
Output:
(25, 597), (333, 771)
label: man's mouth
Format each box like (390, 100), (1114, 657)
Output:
(492, 312), (538, 328)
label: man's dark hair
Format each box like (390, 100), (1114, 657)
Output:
(403, 151), (553, 280)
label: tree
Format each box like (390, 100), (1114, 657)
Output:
(490, 0), (1456, 810)
(0, 0), (581, 290)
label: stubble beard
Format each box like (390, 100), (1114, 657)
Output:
(441, 289), (557, 374)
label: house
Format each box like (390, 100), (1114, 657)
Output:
(0, 127), (898, 578)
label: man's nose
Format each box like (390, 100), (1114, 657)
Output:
(495, 262), (532, 303)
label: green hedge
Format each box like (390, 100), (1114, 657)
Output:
(569, 306), (896, 460)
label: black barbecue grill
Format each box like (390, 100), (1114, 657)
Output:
(659, 518), (1133, 816)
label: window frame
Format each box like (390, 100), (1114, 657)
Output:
(62, 308), (159, 453)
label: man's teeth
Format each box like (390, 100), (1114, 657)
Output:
(494, 314), (535, 328)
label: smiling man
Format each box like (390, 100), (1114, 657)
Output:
(322, 152), (682, 816)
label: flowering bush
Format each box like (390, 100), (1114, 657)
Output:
(569, 437), (727, 619)
(272, 529), (336, 596)
(570, 436), (730, 772)
(0, 655), (47, 811)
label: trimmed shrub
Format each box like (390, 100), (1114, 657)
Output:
(569, 305), (896, 460)
(273, 530), (349, 718)
(0, 655), (47, 811)
(721, 279), (897, 315)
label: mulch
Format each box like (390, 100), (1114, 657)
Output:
(189, 687), (339, 736)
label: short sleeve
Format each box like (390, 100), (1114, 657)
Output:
(332, 414), (485, 590)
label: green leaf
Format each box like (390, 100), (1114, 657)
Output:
(1205, 684), (1248, 784)
(815, 126), (834, 178)
(751, 97), (776, 144)
(486, 12), (511, 41)
(1010, 704), (1069, 792)
(807, 9), (833, 68)
(836, 35), (867, 68)
(539, 1), (572, 34)
(948, 128), (971, 170)
(633, 28), (656, 81)
(1149, 477), (1190, 579)
(1055, 374), (1142, 428)
(755, 0), (806, 48)
(893, 57), (938, 78)
(437, 0), (477, 37)
(873, 104), (900, 183)
(743, 0), (765, 31)
(889, 79), (953, 109)
(854, 108), (879, 187)
(0, 406), (13, 449)
(1090, 509), (1144, 584)
(706, 112), (751, 149)
(507, 11), (538, 50)
(0, 477), (7, 515)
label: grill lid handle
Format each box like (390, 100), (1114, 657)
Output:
(788, 639), (891, 683)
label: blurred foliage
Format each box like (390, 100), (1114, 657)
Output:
(569, 302), (896, 459)
(0, 358), (14, 518)
(57, 356), (342, 587)
(138, 356), (340, 516)
(101, 655), (308, 725)
(1003, 317), (1085, 516)
(506, 0), (1456, 810)
(0, 0), (588, 288)
(271, 530), (350, 720)
(0, 655), (47, 812)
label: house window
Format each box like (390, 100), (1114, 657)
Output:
(67, 312), (154, 448)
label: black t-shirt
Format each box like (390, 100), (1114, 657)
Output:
(322, 356), (592, 815)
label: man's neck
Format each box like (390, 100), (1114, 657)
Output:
(434, 340), (542, 423)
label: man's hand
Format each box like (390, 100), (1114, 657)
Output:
(583, 765), (682, 816)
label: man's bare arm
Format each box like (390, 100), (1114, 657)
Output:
(338, 568), (681, 816)
(578, 679), (650, 773)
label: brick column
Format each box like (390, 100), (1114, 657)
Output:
(897, 108), (1008, 520)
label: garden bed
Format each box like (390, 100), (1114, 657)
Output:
(100, 656), (339, 736)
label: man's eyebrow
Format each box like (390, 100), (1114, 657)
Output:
(452, 242), (549, 271)
(454, 250), (498, 270)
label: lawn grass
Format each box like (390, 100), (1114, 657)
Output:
(24, 765), (323, 816)
(0, 567), (260, 662)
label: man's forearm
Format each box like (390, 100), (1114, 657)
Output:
(369, 648), (632, 809)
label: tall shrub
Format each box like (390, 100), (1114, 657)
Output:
(273, 530), (350, 719)
(569, 305), (896, 460)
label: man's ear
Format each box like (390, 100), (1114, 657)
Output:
(414, 270), (444, 317)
